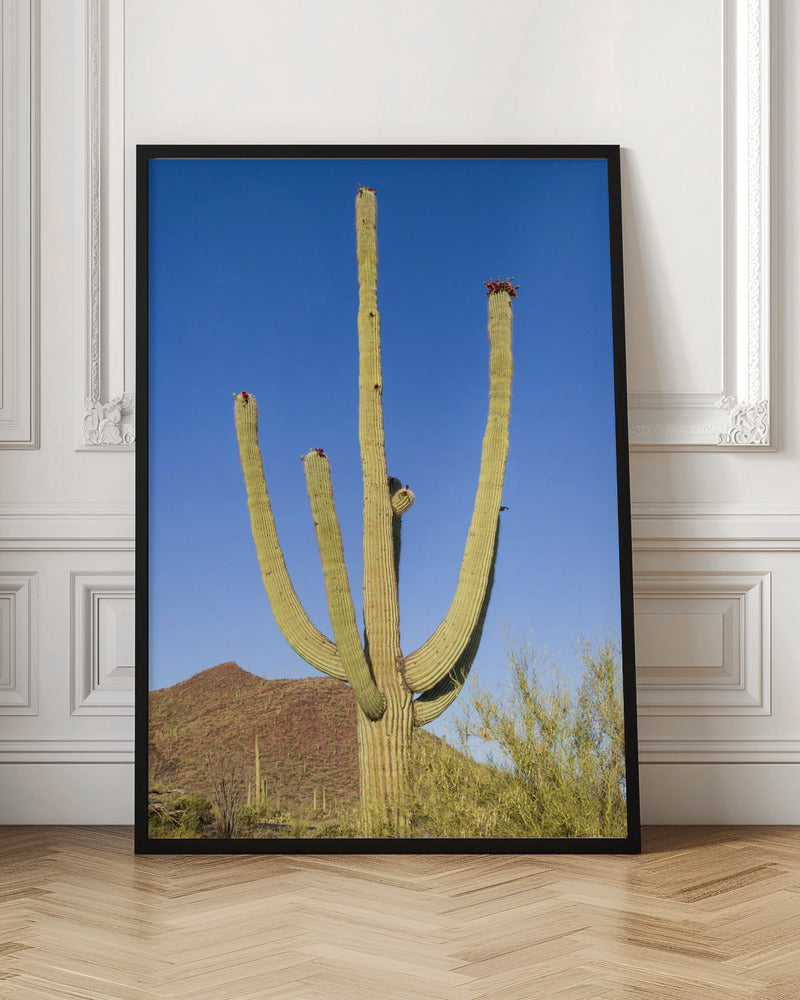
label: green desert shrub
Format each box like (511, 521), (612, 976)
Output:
(408, 635), (628, 839)
(148, 788), (215, 838)
(239, 803), (264, 830)
(309, 813), (363, 839)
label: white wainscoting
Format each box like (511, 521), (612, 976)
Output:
(633, 503), (800, 819)
(633, 504), (800, 783)
(0, 503), (134, 824)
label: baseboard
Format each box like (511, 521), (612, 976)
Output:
(639, 763), (800, 824)
(0, 763), (133, 824)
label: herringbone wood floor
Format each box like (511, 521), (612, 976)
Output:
(1, 827), (799, 999)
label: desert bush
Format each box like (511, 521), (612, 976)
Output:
(309, 814), (363, 839)
(148, 787), (215, 838)
(408, 634), (628, 839)
(239, 803), (265, 830)
(198, 754), (250, 838)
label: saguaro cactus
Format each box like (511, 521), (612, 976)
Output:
(234, 188), (515, 835)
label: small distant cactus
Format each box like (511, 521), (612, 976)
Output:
(234, 188), (514, 835)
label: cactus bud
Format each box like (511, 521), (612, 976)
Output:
(391, 484), (415, 515)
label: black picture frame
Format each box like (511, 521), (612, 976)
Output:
(135, 144), (640, 854)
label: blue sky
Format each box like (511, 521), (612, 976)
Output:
(147, 155), (624, 736)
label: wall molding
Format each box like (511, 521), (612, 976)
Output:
(0, 573), (38, 715)
(631, 513), (791, 766)
(0, 500), (134, 550)
(0, 739), (132, 763)
(631, 501), (800, 550)
(0, 0), (40, 448)
(638, 741), (800, 764)
(76, 0), (132, 450)
(628, 0), (771, 450)
(71, 572), (135, 715)
(634, 571), (771, 716)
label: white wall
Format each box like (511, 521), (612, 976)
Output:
(2, 0), (797, 824)
(0, 0), (135, 822)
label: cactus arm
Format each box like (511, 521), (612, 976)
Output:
(410, 610), (481, 727)
(303, 449), (386, 720)
(356, 189), (403, 679)
(412, 522), (499, 727)
(234, 393), (346, 681)
(404, 289), (513, 693)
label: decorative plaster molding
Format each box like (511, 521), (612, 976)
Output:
(78, 0), (132, 450)
(83, 393), (135, 446)
(717, 395), (769, 445)
(0, 0), (39, 448)
(628, 420), (724, 443)
(628, 0), (771, 450)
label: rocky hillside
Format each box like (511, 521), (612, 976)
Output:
(148, 662), (361, 814)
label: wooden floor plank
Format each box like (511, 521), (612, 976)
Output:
(1, 826), (799, 999)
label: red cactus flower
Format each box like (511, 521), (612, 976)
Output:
(241, 390), (250, 402)
(315, 447), (326, 457)
(485, 278), (519, 298)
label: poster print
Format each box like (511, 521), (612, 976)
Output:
(135, 146), (640, 853)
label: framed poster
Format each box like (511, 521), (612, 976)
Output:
(135, 145), (640, 854)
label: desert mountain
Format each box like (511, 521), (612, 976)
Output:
(149, 662), (361, 813)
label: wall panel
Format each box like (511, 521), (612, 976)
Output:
(0, 573), (37, 714)
(0, 0), (39, 448)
